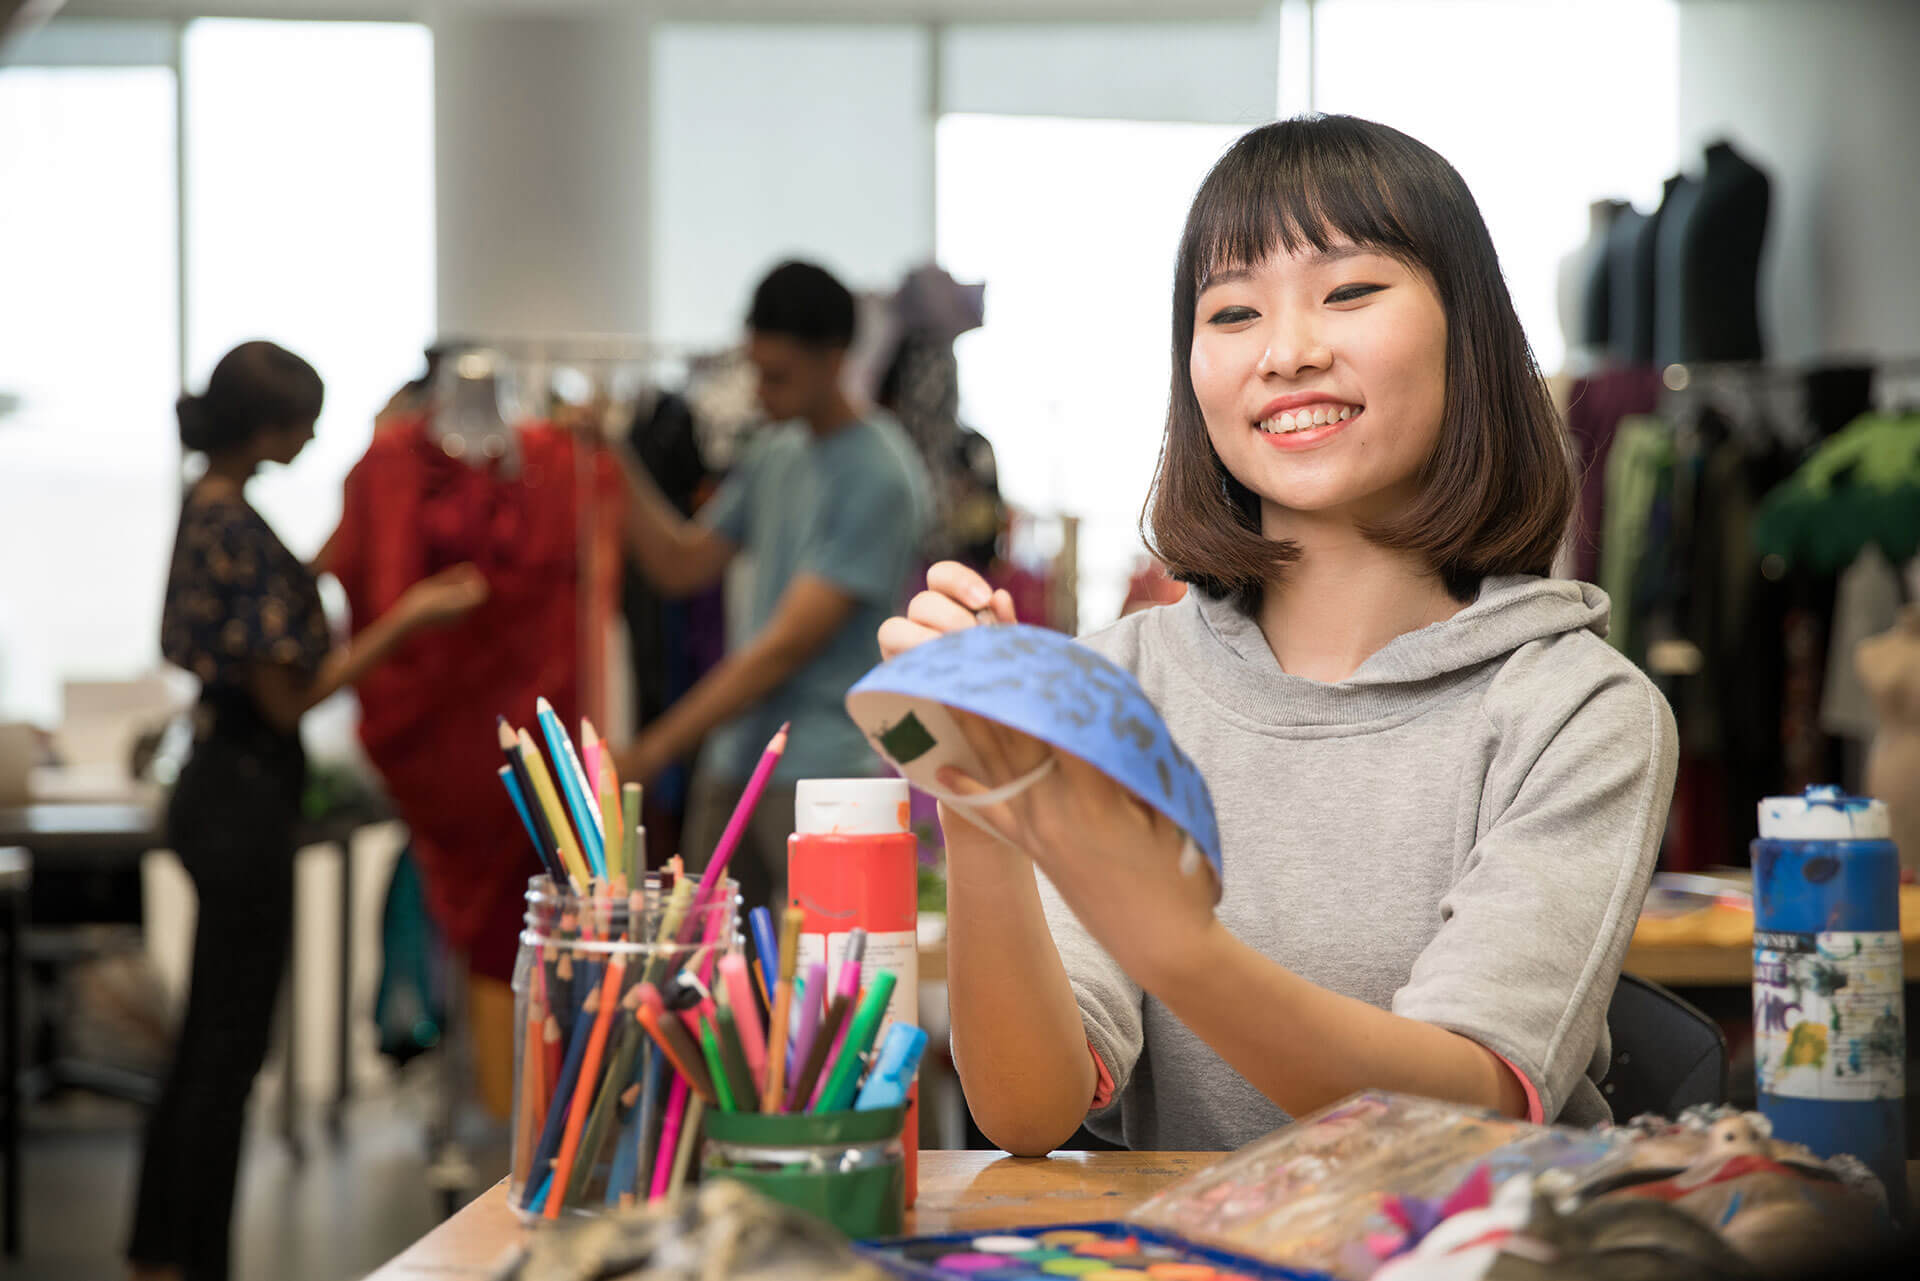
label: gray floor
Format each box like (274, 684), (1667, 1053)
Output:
(6, 1061), (509, 1281)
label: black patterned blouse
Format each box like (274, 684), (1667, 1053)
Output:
(161, 491), (331, 693)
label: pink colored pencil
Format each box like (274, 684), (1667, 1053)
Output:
(720, 954), (768, 1093)
(810, 958), (864, 1109)
(649, 1076), (691, 1201)
(680, 724), (788, 939)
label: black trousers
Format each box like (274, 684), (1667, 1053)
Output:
(128, 698), (301, 1281)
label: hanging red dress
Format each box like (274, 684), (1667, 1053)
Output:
(331, 416), (623, 980)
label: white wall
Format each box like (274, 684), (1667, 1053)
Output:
(650, 23), (933, 347)
(1677, 0), (1920, 363)
(434, 9), (652, 337)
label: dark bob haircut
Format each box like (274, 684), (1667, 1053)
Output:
(177, 340), (324, 454)
(1143, 114), (1574, 609)
(747, 260), (857, 350)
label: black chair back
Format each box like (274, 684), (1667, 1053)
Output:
(1601, 971), (1729, 1123)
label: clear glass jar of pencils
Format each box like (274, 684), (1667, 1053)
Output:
(509, 871), (740, 1219)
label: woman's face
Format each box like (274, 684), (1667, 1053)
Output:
(1188, 239), (1448, 533)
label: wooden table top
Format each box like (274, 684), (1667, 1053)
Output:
(1626, 884), (1920, 987)
(364, 1150), (1222, 1280)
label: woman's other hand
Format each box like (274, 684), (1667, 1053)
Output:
(877, 560), (1016, 659)
(400, 563), (489, 629)
(939, 714), (1218, 993)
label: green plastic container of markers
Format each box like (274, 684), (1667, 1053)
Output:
(702, 1106), (907, 1238)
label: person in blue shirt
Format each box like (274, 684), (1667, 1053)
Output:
(615, 261), (930, 909)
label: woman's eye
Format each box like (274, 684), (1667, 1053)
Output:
(1327, 284), (1385, 304)
(1206, 306), (1258, 325)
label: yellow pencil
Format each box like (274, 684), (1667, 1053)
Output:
(597, 774), (623, 890)
(518, 727), (590, 891)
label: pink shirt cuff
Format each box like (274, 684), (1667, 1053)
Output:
(1495, 1052), (1544, 1123)
(1087, 1041), (1116, 1111)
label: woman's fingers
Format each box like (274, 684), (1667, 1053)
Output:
(905, 588), (981, 634)
(926, 561), (996, 613)
(877, 616), (941, 660)
(990, 588), (1017, 624)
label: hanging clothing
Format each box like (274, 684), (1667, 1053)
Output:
(330, 417), (623, 981)
(1565, 366), (1663, 582)
(1599, 415), (1675, 664)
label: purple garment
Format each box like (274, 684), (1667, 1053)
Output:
(1567, 366), (1664, 581)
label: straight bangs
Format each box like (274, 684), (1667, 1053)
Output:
(1146, 115), (1574, 612)
(1183, 129), (1422, 307)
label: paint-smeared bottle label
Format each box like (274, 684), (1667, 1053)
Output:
(1754, 929), (1905, 1100)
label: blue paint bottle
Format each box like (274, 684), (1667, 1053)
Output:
(1751, 785), (1907, 1215)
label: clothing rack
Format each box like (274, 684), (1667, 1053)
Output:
(438, 333), (710, 364)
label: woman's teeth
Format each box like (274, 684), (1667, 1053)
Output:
(1258, 405), (1360, 434)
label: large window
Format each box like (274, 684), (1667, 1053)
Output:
(0, 19), (433, 724)
(184, 19), (435, 557)
(937, 115), (1242, 626)
(0, 59), (179, 723)
(1312, 0), (1679, 373)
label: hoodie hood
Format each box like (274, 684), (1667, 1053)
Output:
(1168, 574), (1612, 730)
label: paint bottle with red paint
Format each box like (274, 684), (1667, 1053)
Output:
(788, 778), (920, 1203)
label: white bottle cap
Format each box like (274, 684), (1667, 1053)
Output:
(794, 778), (911, 837)
(1757, 785), (1890, 840)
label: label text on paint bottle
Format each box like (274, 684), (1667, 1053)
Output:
(1753, 929), (1905, 1100)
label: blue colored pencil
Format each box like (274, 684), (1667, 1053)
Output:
(537, 697), (606, 878)
(498, 766), (544, 860)
(748, 906), (778, 1012)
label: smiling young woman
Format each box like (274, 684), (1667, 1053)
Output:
(880, 115), (1676, 1158)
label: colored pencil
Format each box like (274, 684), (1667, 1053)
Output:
(497, 765), (544, 862)
(519, 991), (597, 1210)
(499, 719), (565, 880)
(649, 1077), (690, 1201)
(635, 982), (716, 1105)
(513, 1007), (542, 1182)
(597, 773), (624, 889)
(681, 723), (787, 940)
(790, 960), (827, 1085)
(699, 1015), (735, 1113)
(747, 906), (778, 1012)
(714, 997), (759, 1113)
(516, 728), (590, 891)
(719, 954), (767, 1094)
(568, 989), (642, 1205)
(543, 956), (626, 1218)
(538, 696), (605, 876)
(814, 970), (897, 1113)
(626, 1042), (662, 1204)
(540, 1014), (562, 1123)
(787, 991), (849, 1112)
(621, 782), (643, 883)
(668, 1096), (704, 1197)
(762, 907), (802, 1111)
(584, 716), (620, 806)
(812, 930), (866, 1107)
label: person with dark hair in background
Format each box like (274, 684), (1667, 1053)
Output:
(613, 262), (930, 911)
(130, 341), (486, 1281)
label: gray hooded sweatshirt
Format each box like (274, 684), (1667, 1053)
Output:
(1041, 575), (1678, 1151)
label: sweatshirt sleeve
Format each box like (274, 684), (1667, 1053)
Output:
(1035, 865), (1146, 1112)
(1391, 646), (1678, 1122)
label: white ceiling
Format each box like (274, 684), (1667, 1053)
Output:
(59, 0), (1271, 22)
